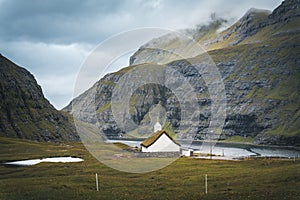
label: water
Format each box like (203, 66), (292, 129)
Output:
(250, 147), (299, 158)
(4, 157), (84, 166)
(108, 139), (141, 147)
(108, 139), (300, 158)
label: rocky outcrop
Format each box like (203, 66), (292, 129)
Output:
(0, 55), (79, 142)
(216, 8), (271, 46)
(268, 0), (300, 23)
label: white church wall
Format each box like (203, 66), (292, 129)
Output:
(142, 133), (180, 152)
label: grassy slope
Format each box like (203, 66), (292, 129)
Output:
(223, 136), (255, 144)
(0, 137), (299, 200)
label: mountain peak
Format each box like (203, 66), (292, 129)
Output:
(209, 0), (299, 48)
(232, 7), (270, 33)
(245, 8), (271, 16)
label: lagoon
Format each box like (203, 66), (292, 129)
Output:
(108, 139), (300, 158)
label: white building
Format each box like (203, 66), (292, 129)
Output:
(141, 130), (180, 152)
(180, 148), (193, 157)
(154, 121), (162, 132)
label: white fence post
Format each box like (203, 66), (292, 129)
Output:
(205, 174), (208, 194)
(96, 173), (99, 191)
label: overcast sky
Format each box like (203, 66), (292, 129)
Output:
(0, 0), (282, 109)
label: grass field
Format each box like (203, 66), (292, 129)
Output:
(0, 137), (299, 200)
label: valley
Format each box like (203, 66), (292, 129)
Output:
(0, 137), (299, 200)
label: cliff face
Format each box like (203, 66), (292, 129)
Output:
(0, 55), (79, 142)
(65, 0), (300, 146)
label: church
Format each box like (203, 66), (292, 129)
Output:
(140, 121), (180, 152)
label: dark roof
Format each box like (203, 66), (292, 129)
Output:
(140, 130), (180, 148)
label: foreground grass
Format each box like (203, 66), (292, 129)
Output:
(0, 137), (299, 200)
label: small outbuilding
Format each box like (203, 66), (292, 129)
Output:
(180, 148), (194, 157)
(140, 130), (180, 152)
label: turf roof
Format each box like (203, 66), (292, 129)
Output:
(141, 130), (180, 148)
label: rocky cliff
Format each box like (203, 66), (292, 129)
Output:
(65, 0), (300, 146)
(0, 55), (79, 142)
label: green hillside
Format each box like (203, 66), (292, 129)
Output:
(0, 55), (78, 142)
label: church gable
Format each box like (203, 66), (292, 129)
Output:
(141, 130), (180, 152)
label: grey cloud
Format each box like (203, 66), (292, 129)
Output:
(0, 0), (283, 109)
(0, 0), (281, 44)
(0, 0), (126, 43)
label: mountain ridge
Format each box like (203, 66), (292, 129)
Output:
(0, 54), (79, 142)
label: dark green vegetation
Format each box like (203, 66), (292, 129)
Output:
(0, 55), (78, 142)
(0, 137), (299, 200)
